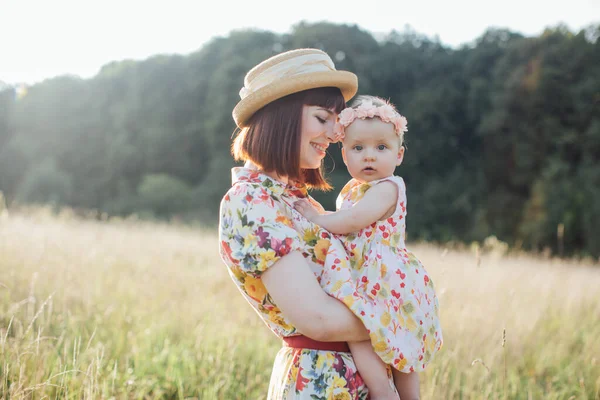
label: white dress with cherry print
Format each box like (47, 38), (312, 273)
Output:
(322, 175), (443, 373)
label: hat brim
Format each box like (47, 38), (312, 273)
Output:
(232, 70), (358, 128)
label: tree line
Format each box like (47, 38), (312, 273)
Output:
(1, 22), (599, 257)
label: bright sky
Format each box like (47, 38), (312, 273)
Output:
(1, 0), (598, 85)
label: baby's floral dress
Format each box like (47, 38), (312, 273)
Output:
(220, 167), (379, 400)
(321, 175), (443, 373)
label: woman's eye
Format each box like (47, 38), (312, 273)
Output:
(316, 116), (326, 124)
(378, 145), (387, 150)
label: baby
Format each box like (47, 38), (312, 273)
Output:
(295, 95), (443, 399)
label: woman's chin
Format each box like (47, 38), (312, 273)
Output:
(301, 160), (323, 170)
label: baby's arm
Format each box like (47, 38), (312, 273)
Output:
(294, 181), (398, 234)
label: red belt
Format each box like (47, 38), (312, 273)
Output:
(283, 335), (350, 352)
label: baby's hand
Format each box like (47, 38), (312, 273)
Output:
(294, 199), (320, 221)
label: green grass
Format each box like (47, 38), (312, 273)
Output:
(1, 208), (599, 399)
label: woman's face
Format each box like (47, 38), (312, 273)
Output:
(299, 105), (338, 169)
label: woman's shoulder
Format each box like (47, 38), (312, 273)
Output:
(221, 180), (262, 211)
(223, 177), (262, 198)
(224, 167), (286, 197)
(220, 181), (289, 231)
(222, 169), (285, 206)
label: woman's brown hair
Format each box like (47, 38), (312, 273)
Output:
(232, 87), (346, 190)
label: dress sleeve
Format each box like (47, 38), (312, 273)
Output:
(373, 176), (406, 213)
(390, 176), (407, 213)
(219, 183), (303, 278)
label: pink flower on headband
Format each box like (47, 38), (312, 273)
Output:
(378, 104), (397, 122)
(338, 108), (356, 126)
(335, 100), (408, 138)
(394, 115), (408, 134)
(356, 100), (376, 118)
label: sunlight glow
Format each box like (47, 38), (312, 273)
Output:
(1, 0), (598, 85)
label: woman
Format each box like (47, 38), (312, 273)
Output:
(219, 48), (396, 399)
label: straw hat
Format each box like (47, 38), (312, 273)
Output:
(232, 48), (358, 128)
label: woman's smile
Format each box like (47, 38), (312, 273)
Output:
(311, 142), (328, 156)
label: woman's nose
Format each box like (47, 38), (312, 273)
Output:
(325, 126), (337, 142)
(324, 119), (340, 142)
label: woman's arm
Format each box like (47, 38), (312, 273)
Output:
(294, 181), (398, 234)
(261, 250), (370, 342)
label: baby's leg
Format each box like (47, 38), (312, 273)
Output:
(349, 341), (399, 400)
(392, 369), (420, 400)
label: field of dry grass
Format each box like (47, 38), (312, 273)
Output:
(1, 207), (599, 399)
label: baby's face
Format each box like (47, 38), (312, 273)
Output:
(341, 118), (404, 183)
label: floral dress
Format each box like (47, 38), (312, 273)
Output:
(323, 176), (443, 373)
(219, 167), (374, 399)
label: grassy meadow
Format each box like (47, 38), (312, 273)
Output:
(0, 207), (599, 399)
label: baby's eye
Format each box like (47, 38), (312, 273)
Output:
(378, 144), (387, 150)
(353, 145), (363, 151)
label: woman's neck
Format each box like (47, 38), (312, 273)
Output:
(245, 161), (288, 185)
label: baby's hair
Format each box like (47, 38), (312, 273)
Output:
(347, 95), (406, 146)
(349, 95), (389, 108)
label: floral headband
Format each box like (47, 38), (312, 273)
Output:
(333, 99), (408, 141)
